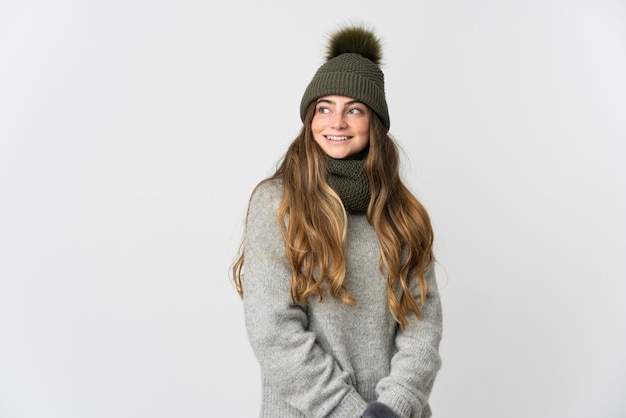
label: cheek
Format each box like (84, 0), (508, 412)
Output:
(357, 115), (370, 136)
(310, 121), (325, 147)
(359, 121), (370, 137)
(311, 116), (324, 133)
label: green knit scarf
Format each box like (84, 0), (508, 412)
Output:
(326, 157), (370, 214)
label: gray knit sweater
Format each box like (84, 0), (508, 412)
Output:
(242, 179), (442, 418)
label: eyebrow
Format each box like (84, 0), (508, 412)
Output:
(316, 99), (364, 106)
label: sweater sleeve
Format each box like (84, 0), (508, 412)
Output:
(375, 264), (443, 418)
(242, 181), (368, 417)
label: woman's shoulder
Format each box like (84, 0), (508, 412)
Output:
(250, 178), (283, 205)
(252, 177), (283, 197)
(247, 178), (283, 219)
(246, 178), (284, 243)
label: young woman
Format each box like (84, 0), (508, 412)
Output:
(232, 25), (442, 418)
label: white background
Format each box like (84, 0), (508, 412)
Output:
(1, 1), (625, 417)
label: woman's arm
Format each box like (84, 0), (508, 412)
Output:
(242, 181), (368, 417)
(374, 265), (443, 418)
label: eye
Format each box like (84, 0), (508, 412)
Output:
(348, 107), (364, 115)
(316, 105), (331, 114)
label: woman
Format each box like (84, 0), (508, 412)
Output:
(231, 25), (442, 418)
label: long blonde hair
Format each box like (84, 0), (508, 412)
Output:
(232, 104), (434, 328)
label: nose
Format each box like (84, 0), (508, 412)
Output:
(331, 112), (348, 129)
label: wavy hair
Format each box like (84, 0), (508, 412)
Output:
(232, 104), (434, 328)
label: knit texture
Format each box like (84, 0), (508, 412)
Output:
(242, 179), (443, 418)
(300, 52), (390, 130)
(327, 157), (370, 214)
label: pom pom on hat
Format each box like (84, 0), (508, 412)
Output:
(300, 24), (390, 130)
(325, 25), (383, 65)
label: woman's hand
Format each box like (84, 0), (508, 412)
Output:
(361, 401), (400, 418)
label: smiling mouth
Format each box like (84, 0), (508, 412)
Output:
(325, 135), (351, 141)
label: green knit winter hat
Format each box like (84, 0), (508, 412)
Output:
(300, 25), (390, 130)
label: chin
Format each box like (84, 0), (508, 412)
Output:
(327, 152), (350, 159)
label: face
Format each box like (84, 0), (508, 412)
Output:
(311, 95), (370, 159)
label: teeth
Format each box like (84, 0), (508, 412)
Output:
(326, 136), (349, 141)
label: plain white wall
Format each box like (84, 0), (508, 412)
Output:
(1, 1), (624, 417)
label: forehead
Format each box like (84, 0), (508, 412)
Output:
(316, 95), (363, 105)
